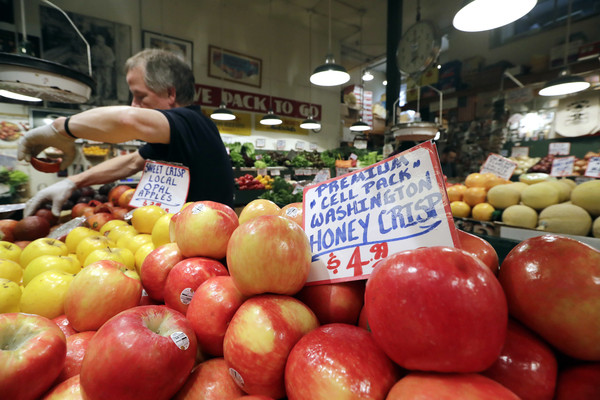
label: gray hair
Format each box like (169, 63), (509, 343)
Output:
(125, 49), (195, 106)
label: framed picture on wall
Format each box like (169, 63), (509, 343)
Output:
(208, 45), (262, 88)
(142, 31), (193, 67)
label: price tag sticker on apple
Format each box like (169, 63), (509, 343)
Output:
(479, 153), (517, 180)
(585, 156), (600, 178)
(550, 156), (575, 177)
(548, 142), (571, 156)
(129, 160), (190, 213)
(303, 141), (459, 285)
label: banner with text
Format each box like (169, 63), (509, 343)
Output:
(129, 160), (189, 213)
(303, 141), (459, 285)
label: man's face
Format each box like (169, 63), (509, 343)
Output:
(126, 66), (173, 109)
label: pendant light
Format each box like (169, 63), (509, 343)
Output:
(453, 0), (537, 32)
(301, 10), (321, 131)
(260, 0), (282, 126)
(211, 0), (235, 121)
(350, 11), (370, 133)
(309, 0), (350, 87)
(539, 0), (590, 97)
(362, 69), (374, 81)
(0, 0), (93, 103)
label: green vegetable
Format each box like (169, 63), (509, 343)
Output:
(259, 177), (302, 206)
(290, 155), (312, 168)
(242, 142), (255, 157)
(254, 160), (268, 169)
(229, 151), (245, 167)
(8, 170), (28, 187)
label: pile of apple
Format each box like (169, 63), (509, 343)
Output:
(1, 195), (600, 399)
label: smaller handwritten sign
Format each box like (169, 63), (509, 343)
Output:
(550, 156), (575, 177)
(335, 167), (349, 177)
(480, 153), (518, 180)
(312, 169), (331, 184)
(276, 140), (286, 151)
(354, 140), (367, 150)
(548, 142), (570, 156)
(255, 138), (266, 148)
(310, 142), (318, 151)
(295, 141), (305, 150)
(129, 160), (190, 213)
(584, 157), (600, 178)
(511, 146), (529, 158)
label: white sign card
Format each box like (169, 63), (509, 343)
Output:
(548, 142), (570, 156)
(303, 141), (459, 285)
(129, 160), (190, 213)
(295, 141), (305, 150)
(312, 169), (331, 184)
(584, 156), (600, 178)
(309, 142), (318, 151)
(335, 167), (349, 177)
(511, 146), (529, 158)
(257, 168), (268, 176)
(276, 140), (286, 151)
(354, 140), (368, 150)
(255, 138), (266, 148)
(479, 153), (518, 180)
(550, 156), (575, 177)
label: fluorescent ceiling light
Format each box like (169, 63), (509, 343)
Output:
(453, 0), (537, 32)
(260, 110), (282, 126)
(539, 70), (590, 96)
(211, 102), (236, 120)
(300, 117), (321, 130)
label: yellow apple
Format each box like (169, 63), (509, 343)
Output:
(118, 233), (152, 255)
(23, 255), (82, 286)
(134, 242), (155, 274)
(65, 226), (101, 254)
(131, 205), (166, 234)
(0, 259), (23, 284)
(20, 270), (75, 318)
(0, 240), (21, 263)
(65, 253), (81, 269)
(76, 235), (116, 264)
(238, 199), (281, 225)
(151, 213), (174, 247)
(99, 219), (129, 236)
(0, 278), (21, 313)
(20, 238), (69, 268)
(84, 247), (136, 270)
(106, 224), (138, 244)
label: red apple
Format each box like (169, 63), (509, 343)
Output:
(70, 203), (94, 219)
(173, 358), (244, 400)
(457, 229), (499, 274)
(172, 201), (239, 259)
(64, 260), (142, 331)
(140, 242), (184, 301)
(357, 305), (369, 330)
(295, 280), (365, 325)
(365, 246), (508, 372)
(139, 289), (162, 306)
(223, 294), (319, 398)
(55, 331), (95, 384)
(163, 257), (228, 315)
(279, 202), (303, 228)
(234, 397), (275, 400)
(52, 315), (78, 337)
(111, 206), (129, 220)
(86, 212), (115, 231)
(14, 240), (31, 249)
(482, 319), (557, 400)
(386, 372), (520, 399)
(108, 184), (132, 206)
(554, 363), (600, 400)
(285, 323), (398, 399)
(13, 215), (51, 241)
(186, 276), (248, 357)
(35, 208), (59, 226)
(80, 305), (197, 400)
(498, 234), (600, 361)
(0, 219), (18, 242)
(227, 215), (311, 296)
(42, 374), (82, 400)
(0, 313), (67, 400)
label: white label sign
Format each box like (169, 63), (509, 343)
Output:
(295, 141), (305, 150)
(335, 167), (350, 177)
(548, 142), (571, 156)
(255, 138), (266, 148)
(511, 146), (529, 158)
(479, 153), (518, 180)
(584, 156), (600, 178)
(550, 156), (575, 177)
(354, 140), (368, 150)
(276, 140), (286, 151)
(312, 169), (331, 184)
(130, 160), (190, 213)
(303, 141), (459, 285)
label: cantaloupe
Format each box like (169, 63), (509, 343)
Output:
(506, 182), (528, 194)
(520, 182), (560, 210)
(546, 180), (572, 203)
(537, 203), (592, 236)
(559, 178), (577, 189)
(519, 173), (551, 185)
(570, 180), (600, 217)
(501, 205), (538, 229)
(486, 184), (520, 209)
(593, 217), (600, 238)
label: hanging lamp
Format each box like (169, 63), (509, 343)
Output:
(260, 0), (282, 126)
(362, 69), (374, 82)
(539, 0), (589, 96)
(350, 11), (370, 133)
(211, 0), (235, 121)
(309, 0), (350, 86)
(453, 0), (537, 32)
(301, 10), (321, 131)
(350, 118), (370, 132)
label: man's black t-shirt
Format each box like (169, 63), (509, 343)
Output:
(138, 105), (234, 207)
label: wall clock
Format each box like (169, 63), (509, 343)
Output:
(396, 20), (442, 77)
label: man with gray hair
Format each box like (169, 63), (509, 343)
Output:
(18, 49), (234, 216)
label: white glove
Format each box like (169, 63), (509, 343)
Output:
(24, 179), (77, 218)
(18, 123), (76, 170)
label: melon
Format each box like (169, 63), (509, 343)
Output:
(559, 178), (577, 189)
(537, 203), (592, 236)
(546, 180), (572, 203)
(519, 172), (551, 185)
(506, 182), (528, 194)
(570, 180), (600, 217)
(593, 217), (600, 238)
(486, 184), (520, 209)
(520, 182), (560, 210)
(501, 205), (538, 229)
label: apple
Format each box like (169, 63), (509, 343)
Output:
(20, 270), (75, 319)
(139, 289), (161, 306)
(163, 257), (228, 315)
(52, 315), (78, 337)
(108, 184), (132, 206)
(117, 188), (136, 208)
(134, 242), (155, 274)
(554, 363), (600, 400)
(223, 294), (319, 398)
(140, 242), (184, 301)
(13, 215), (51, 241)
(386, 372), (520, 399)
(238, 199), (281, 225)
(23, 254), (81, 286)
(365, 246), (508, 373)
(0, 240), (21, 262)
(20, 237), (69, 268)
(279, 202), (303, 228)
(70, 203), (94, 219)
(105, 223), (138, 243)
(498, 234), (600, 361)
(55, 331), (95, 384)
(234, 396), (275, 400)
(14, 240), (31, 249)
(42, 374), (82, 400)
(111, 206), (130, 220)
(0, 258), (23, 284)
(86, 212), (115, 231)
(295, 280), (365, 325)
(0, 219), (18, 242)
(357, 305), (369, 330)
(0, 278), (21, 313)
(0, 313), (67, 400)
(173, 358), (244, 400)
(35, 208), (59, 226)
(83, 246), (135, 270)
(172, 201), (239, 259)
(457, 229), (499, 274)
(75, 235), (115, 264)
(117, 232), (152, 255)
(80, 305), (197, 400)
(227, 215), (311, 296)
(65, 227), (99, 254)
(152, 212), (174, 247)
(186, 276), (248, 357)
(65, 260), (142, 332)
(99, 219), (128, 235)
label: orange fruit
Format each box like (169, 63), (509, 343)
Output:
(465, 173), (485, 188)
(450, 201), (471, 218)
(447, 184), (467, 202)
(472, 202), (495, 221)
(484, 175), (510, 191)
(463, 187), (487, 207)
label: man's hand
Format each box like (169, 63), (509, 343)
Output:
(24, 179), (77, 217)
(18, 123), (76, 170)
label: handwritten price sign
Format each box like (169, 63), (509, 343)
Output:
(550, 156), (575, 177)
(129, 160), (190, 213)
(548, 142), (571, 156)
(480, 153), (518, 180)
(511, 146), (529, 158)
(303, 141), (459, 285)
(585, 157), (600, 178)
